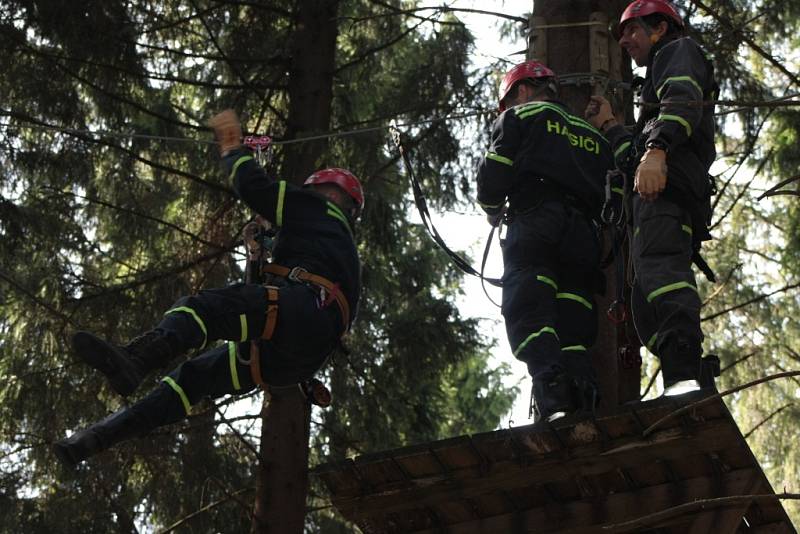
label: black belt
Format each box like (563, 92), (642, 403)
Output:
(509, 182), (594, 221)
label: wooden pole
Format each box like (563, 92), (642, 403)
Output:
(251, 0), (340, 531)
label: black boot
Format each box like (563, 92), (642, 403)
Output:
(72, 330), (174, 397)
(660, 336), (703, 392)
(572, 376), (600, 415)
(53, 409), (149, 469)
(531, 370), (576, 423)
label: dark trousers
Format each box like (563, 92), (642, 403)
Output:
(630, 196), (703, 384)
(501, 200), (600, 382)
(129, 281), (339, 432)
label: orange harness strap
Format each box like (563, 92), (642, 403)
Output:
(250, 285), (280, 388)
(261, 264), (350, 333)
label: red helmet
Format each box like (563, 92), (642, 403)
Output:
(303, 168), (364, 212)
(498, 61), (556, 112)
(619, 0), (683, 36)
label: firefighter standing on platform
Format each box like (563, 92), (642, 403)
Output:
(476, 61), (614, 422)
(54, 110), (363, 467)
(585, 0), (717, 396)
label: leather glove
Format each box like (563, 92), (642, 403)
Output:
(585, 96), (616, 131)
(635, 148), (667, 201)
(208, 109), (242, 156)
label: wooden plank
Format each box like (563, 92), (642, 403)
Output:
(315, 458), (362, 496)
(334, 419), (740, 519)
(320, 395), (795, 533)
(686, 467), (761, 534)
(748, 522), (797, 533)
(404, 469), (759, 534)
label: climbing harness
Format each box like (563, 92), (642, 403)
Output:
(599, 169), (642, 369)
(261, 263), (351, 334)
(389, 120), (504, 301)
(238, 220), (336, 407)
(600, 169), (628, 325)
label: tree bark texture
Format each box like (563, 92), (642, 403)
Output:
(282, 0), (341, 183)
(252, 386), (312, 533)
(252, 1), (340, 532)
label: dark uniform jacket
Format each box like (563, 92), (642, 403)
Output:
(476, 100), (613, 218)
(222, 149), (361, 328)
(604, 36), (717, 242)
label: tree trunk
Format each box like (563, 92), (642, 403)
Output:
(282, 0), (341, 184)
(252, 387), (312, 533)
(529, 0), (640, 408)
(251, 0), (340, 532)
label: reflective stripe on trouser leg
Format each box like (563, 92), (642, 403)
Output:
(631, 196), (702, 380)
(126, 344), (258, 432)
(162, 376), (191, 415)
(228, 342), (241, 391)
(631, 196), (702, 355)
(502, 266), (561, 377)
(159, 284), (271, 352)
(513, 326), (559, 357)
(163, 306), (208, 349)
(555, 274), (597, 381)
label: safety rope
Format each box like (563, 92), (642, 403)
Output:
(1, 95), (797, 147)
(389, 120), (504, 293)
(0, 107), (492, 147)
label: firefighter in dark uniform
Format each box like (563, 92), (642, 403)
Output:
(476, 61), (614, 422)
(585, 0), (717, 396)
(54, 110), (363, 467)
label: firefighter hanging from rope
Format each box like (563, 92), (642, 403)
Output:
(54, 110), (361, 468)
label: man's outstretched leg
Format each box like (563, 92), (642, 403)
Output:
(73, 283), (269, 397)
(72, 330), (176, 397)
(53, 408), (150, 469)
(55, 342), (256, 468)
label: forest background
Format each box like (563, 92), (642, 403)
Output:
(0, 0), (798, 531)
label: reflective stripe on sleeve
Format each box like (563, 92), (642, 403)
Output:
(162, 376), (191, 415)
(486, 152), (514, 166)
(276, 181), (287, 226)
(239, 314), (248, 342)
(658, 114), (692, 137)
(614, 141), (631, 159)
(228, 155), (254, 182)
(478, 200), (504, 210)
(656, 76), (703, 99)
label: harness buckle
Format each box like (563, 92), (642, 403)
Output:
(287, 266), (308, 282)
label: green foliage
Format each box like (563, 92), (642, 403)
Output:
(0, 0), (516, 531)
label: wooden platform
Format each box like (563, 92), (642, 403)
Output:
(315, 393), (797, 533)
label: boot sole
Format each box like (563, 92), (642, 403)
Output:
(72, 331), (138, 397)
